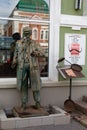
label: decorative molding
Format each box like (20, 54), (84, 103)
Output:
(60, 14), (87, 28)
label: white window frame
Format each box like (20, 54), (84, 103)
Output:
(49, 0), (61, 82)
(0, 0), (61, 88)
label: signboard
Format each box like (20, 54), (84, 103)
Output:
(64, 33), (86, 65)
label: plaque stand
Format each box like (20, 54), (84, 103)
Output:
(56, 65), (85, 112)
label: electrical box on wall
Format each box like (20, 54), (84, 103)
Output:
(75, 0), (82, 10)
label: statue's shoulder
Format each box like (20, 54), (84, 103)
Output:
(31, 40), (39, 45)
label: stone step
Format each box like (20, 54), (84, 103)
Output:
(75, 100), (87, 115)
(73, 114), (87, 128)
(72, 96), (87, 128)
(82, 95), (87, 102)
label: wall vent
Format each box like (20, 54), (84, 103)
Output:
(75, 0), (82, 10)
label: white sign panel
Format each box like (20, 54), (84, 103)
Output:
(64, 33), (86, 65)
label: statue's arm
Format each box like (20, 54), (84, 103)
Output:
(31, 43), (48, 58)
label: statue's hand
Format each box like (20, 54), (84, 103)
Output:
(31, 51), (39, 57)
(31, 49), (46, 57)
(31, 52), (35, 57)
(11, 63), (17, 69)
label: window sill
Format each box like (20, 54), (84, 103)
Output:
(0, 78), (87, 89)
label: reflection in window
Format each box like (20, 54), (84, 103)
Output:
(45, 30), (48, 40)
(0, 36), (16, 77)
(40, 29), (48, 40)
(40, 30), (44, 40)
(0, 0), (49, 78)
(32, 28), (38, 40)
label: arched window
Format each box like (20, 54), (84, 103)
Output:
(32, 28), (38, 40)
(40, 30), (44, 40)
(45, 30), (48, 40)
(40, 29), (48, 40)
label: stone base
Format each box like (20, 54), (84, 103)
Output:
(13, 106), (49, 118)
(0, 106), (70, 129)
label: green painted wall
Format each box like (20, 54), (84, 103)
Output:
(61, 0), (83, 16)
(59, 27), (87, 81)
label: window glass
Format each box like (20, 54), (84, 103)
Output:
(32, 28), (38, 40)
(40, 30), (44, 40)
(0, 0), (49, 78)
(45, 30), (48, 40)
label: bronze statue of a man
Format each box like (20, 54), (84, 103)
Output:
(12, 26), (48, 109)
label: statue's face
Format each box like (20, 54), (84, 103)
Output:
(23, 32), (32, 44)
(23, 32), (30, 38)
(23, 27), (32, 38)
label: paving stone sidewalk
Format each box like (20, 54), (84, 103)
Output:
(2, 119), (87, 130)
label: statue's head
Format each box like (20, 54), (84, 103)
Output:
(23, 26), (32, 38)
